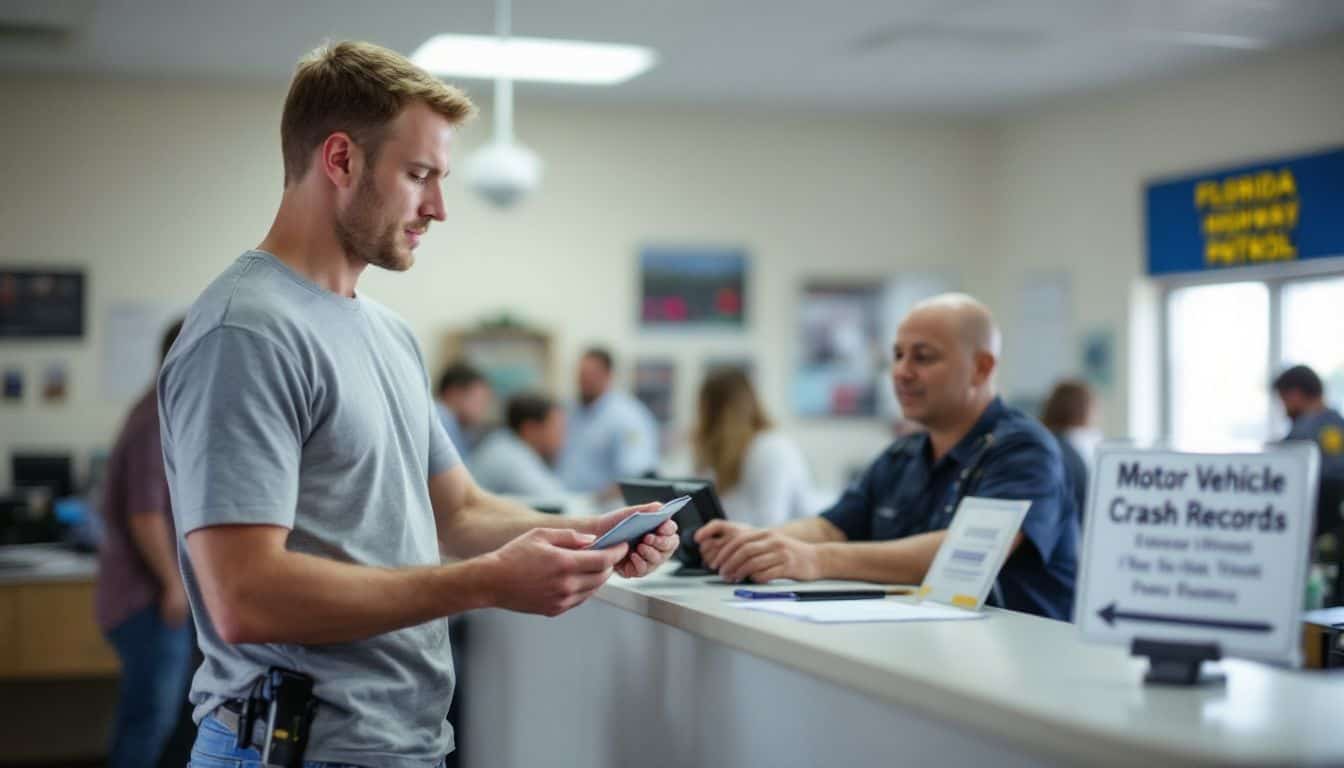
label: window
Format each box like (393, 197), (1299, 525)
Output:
(1280, 276), (1344, 412)
(1166, 282), (1270, 447)
(1164, 268), (1344, 447)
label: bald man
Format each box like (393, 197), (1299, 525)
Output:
(696, 293), (1078, 620)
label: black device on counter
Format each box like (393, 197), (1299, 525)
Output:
(619, 477), (726, 576)
(238, 667), (317, 768)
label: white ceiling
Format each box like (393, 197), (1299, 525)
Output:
(1, 0), (1342, 114)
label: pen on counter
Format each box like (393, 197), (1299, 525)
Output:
(733, 588), (915, 601)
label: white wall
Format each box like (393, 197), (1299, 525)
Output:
(976, 38), (1344, 439)
(0, 77), (991, 491)
(5, 36), (1342, 496)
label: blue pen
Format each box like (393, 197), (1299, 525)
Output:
(733, 588), (912, 601)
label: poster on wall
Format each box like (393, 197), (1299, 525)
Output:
(1146, 145), (1344, 276)
(41, 362), (68, 403)
(1005, 272), (1071, 407)
(100, 301), (188, 401)
(1081, 328), (1115, 392)
(639, 246), (747, 329)
(0, 269), (85, 338)
(3, 367), (23, 402)
(633, 359), (675, 426)
(792, 282), (884, 418)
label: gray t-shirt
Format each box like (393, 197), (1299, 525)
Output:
(158, 251), (461, 766)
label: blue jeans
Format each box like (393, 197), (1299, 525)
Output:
(190, 713), (448, 768)
(106, 604), (194, 768)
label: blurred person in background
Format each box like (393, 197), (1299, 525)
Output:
(436, 361), (493, 455)
(472, 393), (568, 497)
(1274, 364), (1344, 537)
(1040, 378), (1098, 526)
(1275, 364), (1344, 462)
(95, 318), (192, 768)
(693, 367), (813, 528)
(560, 346), (659, 498)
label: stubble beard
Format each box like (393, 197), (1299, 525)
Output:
(335, 172), (413, 272)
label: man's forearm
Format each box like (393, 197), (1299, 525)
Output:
(127, 512), (184, 593)
(778, 516), (849, 544)
(191, 533), (495, 646)
(814, 531), (948, 584)
(436, 488), (592, 559)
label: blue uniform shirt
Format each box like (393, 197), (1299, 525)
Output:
(560, 390), (659, 493)
(435, 402), (467, 456)
(1286, 407), (1344, 477)
(472, 429), (568, 497)
(820, 398), (1078, 620)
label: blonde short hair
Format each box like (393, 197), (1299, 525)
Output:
(280, 40), (477, 184)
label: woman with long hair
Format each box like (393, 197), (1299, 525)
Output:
(693, 368), (812, 528)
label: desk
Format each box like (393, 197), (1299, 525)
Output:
(0, 544), (120, 763)
(460, 566), (1344, 767)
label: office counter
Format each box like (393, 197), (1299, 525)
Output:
(460, 566), (1344, 768)
(0, 543), (119, 763)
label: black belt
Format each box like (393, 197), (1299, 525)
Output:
(213, 699), (268, 748)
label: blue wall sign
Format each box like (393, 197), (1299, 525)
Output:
(1146, 147), (1344, 276)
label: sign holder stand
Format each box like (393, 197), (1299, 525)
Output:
(1131, 638), (1224, 686)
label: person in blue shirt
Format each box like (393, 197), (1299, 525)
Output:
(696, 293), (1078, 621)
(560, 347), (660, 497)
(473, 393), (568, 497)
(435, 361), (493, 455)
(1273, 364), (1344, 537)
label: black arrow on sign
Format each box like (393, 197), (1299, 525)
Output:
(1097, 602), (1272, 633)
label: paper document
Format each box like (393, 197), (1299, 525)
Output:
(733, 599), (985, 624)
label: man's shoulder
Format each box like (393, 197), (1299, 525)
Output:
(608, 391), (656, 422)
(989, 403), (1060, 454)
(866, 433), (924, 476)
(169, 253), (331, 365)
(358, 293), (415, 338)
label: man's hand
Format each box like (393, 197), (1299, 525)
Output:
(693, 519), (753, 570)
(160, 584), (191, 628)
(588, 504), (680, 578)
(481, 528), (629, 617)
(696, 520), (822, 583)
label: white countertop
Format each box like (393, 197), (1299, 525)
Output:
(597, 567), (1344, 767)
(0, 543), (98, 585)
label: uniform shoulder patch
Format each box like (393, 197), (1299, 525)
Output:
(1319, 424), (1344, 455)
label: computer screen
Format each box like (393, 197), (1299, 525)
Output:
(11, 453), (74, 498)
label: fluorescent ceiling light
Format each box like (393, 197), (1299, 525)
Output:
(411, 35), (656, 85)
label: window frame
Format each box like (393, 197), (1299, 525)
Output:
(1159, 256), (1344, 443)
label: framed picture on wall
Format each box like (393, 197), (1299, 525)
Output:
(792, 282), (884, 418)
(633, 359), (676, 426)
(0, 269), (85, 338)
(441, 325), (553, 422)
(638, 246), (747, 329)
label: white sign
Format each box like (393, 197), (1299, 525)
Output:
(1076, 443), (1319, 663)
(919, 497), (1030, 610)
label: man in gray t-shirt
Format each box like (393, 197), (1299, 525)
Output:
(160, 42), (678, 768)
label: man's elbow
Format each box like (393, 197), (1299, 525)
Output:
(201, 579), (272, 644)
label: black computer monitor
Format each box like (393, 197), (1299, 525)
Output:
(619, 477), (726, 576)
(11, 453), (74, 499)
